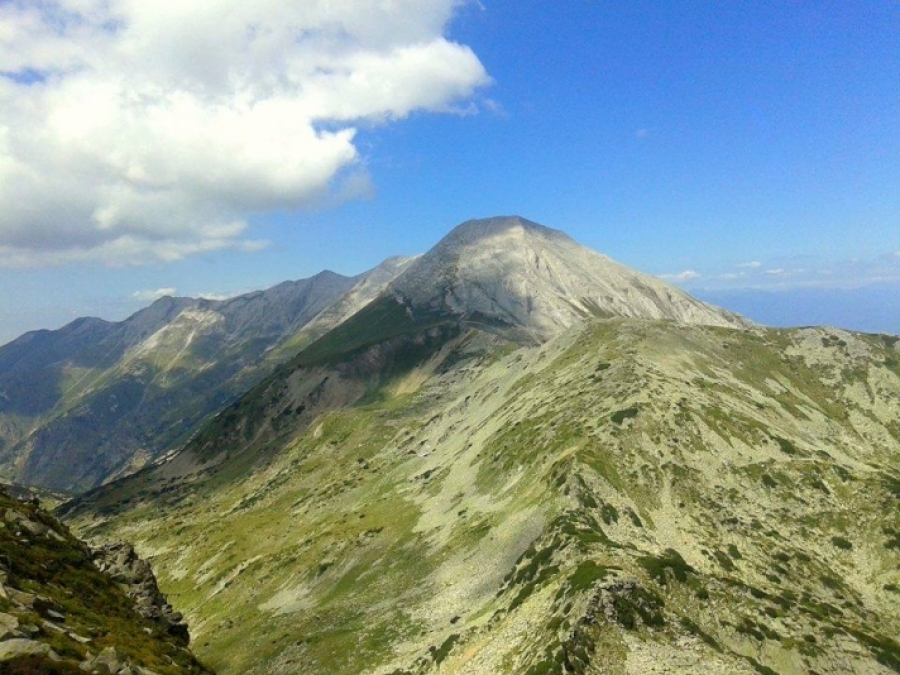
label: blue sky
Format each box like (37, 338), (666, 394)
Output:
(1, 1), (898, 344)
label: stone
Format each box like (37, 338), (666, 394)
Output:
(18, 622), (40, 637)
(69, 631), (93, 644)
(135, 668), (163, 675)
(91, 542), (191, 645)
(0, 638), (59, 662)
(20, 518), (49, 537)
(91, 645), (127, 674)
(42, 620), (66, 634)
(6, 587), (36, 608)
(33, 595), (61, 615)
(0, 611), (19, 640)
(46, 608), (66, 622)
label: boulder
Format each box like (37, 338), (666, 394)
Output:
(0, 637), (59, 662)
(6, 587), (36, 608)
(0, 611), (20, 640)
(82, 645), (129, 674)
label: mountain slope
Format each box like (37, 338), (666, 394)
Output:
(63, 319), (900, 675)
(0, 261), (409, 492)
(59, 216), (744, 497)
(0, 486), (212, 674)
(0, 215), (739, 493)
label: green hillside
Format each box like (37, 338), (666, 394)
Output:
(64, 318), (900, 674)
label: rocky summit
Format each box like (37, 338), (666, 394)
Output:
(389, 216), (747, 341)
(57, 218), (900, 675)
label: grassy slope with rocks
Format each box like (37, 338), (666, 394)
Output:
(0, 486), (212, 674)
(64, 319), (900, 675)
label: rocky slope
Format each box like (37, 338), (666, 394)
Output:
(62, 317), (900, 674)
(388, 216), (748, 340)
(0, 259), (410, 492)
(0, 485), (211, 674)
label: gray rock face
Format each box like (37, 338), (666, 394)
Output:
(91, 542), (190, 644)
(390, 216), (748, 340)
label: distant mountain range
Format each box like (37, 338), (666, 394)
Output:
(52, 217), (899, 675)
(0, 261), (410, 491)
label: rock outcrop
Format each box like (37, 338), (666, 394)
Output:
(0, 486), (211, 673)
(92, 542), (190, 644)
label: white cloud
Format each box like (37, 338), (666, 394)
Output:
(0, 0), (490, 267)
(132, 287), (177, 302)
(661, 270), (701, 281)
(738, 261), (762, 269)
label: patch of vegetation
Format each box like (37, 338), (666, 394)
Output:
(552, 512), (616, 549)
(608, 584), (666, 629)
(566, 560), (617, 593)
(610, 406), (639, 425)
(736, 617), (780, 642)
(761, 473), (778, 489)
(883, 474), (900, 499)
(773, 436), (798, 455)
(637, 549), (695, 586)
(599, 502), (619, 525)
(429, 633), (460, 665)
(831, 536), (853, 550)
(746, 657), (780, 675)
(502, 540), (562, 612)
(713, 549), (736, 572)
(625, 507), (643, 528)
(1, 656), (87, 674)
(844, 627), (900, 672)
(679, 617), (721, 652)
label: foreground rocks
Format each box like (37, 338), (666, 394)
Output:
(0, 485), (212, 674)
(92, 542), (191, 644)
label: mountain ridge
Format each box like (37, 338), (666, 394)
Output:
(51, 216), (900, 674)
(0, 261), (409, 491)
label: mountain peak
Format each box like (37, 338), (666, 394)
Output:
(389, 216), (746, 340)
(440, 215), (569, 246)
